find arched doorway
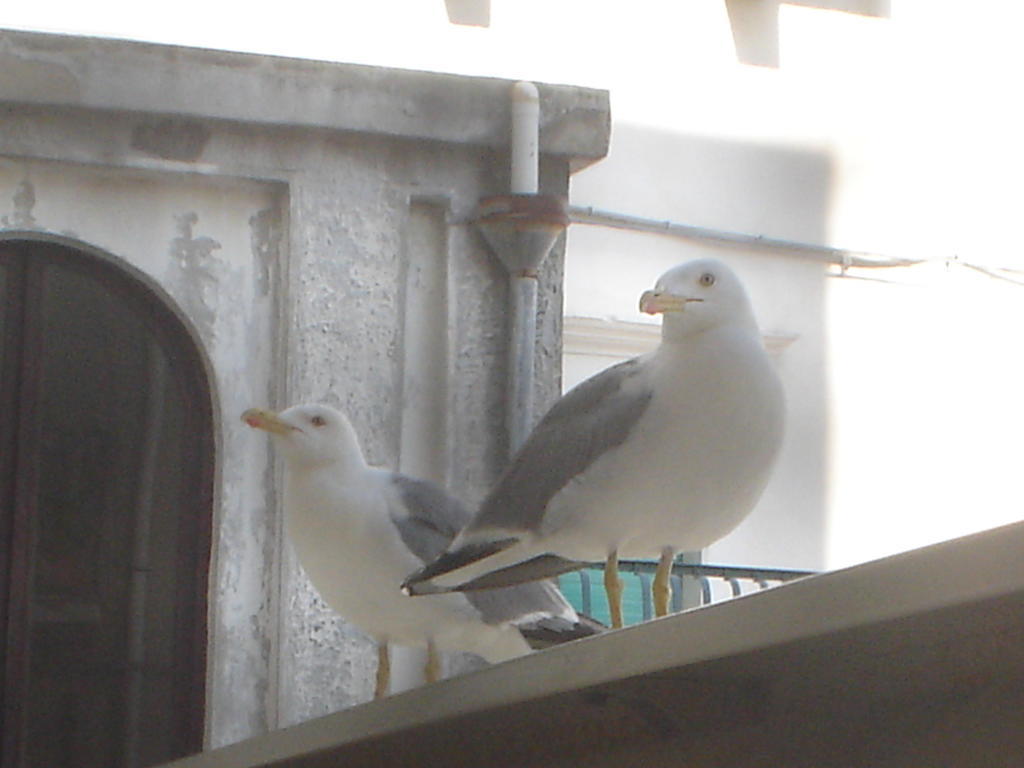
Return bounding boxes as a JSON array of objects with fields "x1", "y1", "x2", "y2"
[{"x1": 0, "y1": 239, "x2": 214, "y2": 767}]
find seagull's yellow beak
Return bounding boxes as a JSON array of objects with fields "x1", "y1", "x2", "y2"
[
  {"x1": 242, "y1": 408, "x2": 295, "y2": 435},
  {"x1": 638, "y1": 290, "x2": 701, "y2": 315}
]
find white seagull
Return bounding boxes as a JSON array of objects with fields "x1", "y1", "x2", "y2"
[
  {"x1": 243, "y1": 404, "x2": 599, "y2": 698},
  {"x1": 402, "y1": 258, "x2": 786, "y2": 628}
]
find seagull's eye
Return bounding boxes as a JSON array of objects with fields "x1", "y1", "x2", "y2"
[
  {"x1": 699, "y1": 272, "x2": 716, "y2": 287},
  {"x1": 310, "y1": 415, "x2": 327, "y2": 427}
]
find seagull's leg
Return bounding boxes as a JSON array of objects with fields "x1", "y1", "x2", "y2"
[
  {"x1": 424, "y1": 639, "x2": 441, "y2": 685},
  {"x1": 374, "y1": 642, "x2": 390, "y2": 699},
  {"x1": 604, "y1": 549, "x2": 624, "y2": 629},
  {"x1": 654, "y1": 547, "x2": 675, "y2": 618}
]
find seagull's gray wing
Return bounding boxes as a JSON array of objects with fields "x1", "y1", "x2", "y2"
[
  {"x1": 403, "y1": 357, "x2": 653, "y2": 591},
  {"x1": 391, "y1": 475, "x2": 604, "y2": 643},
  {"x1": 464, "y1": 577, "x2": 570, "y2": 624},
  {"x1": 388, "y1": 475, "x2": 470, "y2": 565},
  {"x1": 473, "y1": 355, "x2": 653, "y2": 534},
  {"x1": 465, "y1": 579, "x2": 605, "y2": 645}
]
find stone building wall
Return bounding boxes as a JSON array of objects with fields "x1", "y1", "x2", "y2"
[{"x1": 0, "y1": 28, "x2": 609, "y2": 747}]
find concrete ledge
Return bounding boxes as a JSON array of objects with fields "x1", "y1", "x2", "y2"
[
  {"x1": 0, "y1": 29, "x2": 610, "y2": 166},
  {"x1": 159, "y1": 520, "x2": 1024, "y2": 767}
]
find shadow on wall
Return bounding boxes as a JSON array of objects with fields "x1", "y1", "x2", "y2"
[{"x1": 567, "y1": 124, "x2": 834, "y2": 571}]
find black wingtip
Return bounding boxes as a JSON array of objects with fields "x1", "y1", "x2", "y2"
[
  {"x1": 452, "y1": 554, "x2": 587, "y2": 591},
  {"x1": 401, "y1": 537, "x2": 520, "y2": 596},
  {"x1": 519, "y1": 612, "x2": 606, "y2": 649}
]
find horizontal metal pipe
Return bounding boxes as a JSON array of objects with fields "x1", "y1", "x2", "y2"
[{"x1": 568, "y1": 205, "x2": 920, "y2": 270}]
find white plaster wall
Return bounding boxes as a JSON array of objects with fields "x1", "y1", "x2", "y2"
[
  {"x1": 561, "y1": 4, "x2": 1024, "y2": 573},
  {"x1": 825, "y1": 262, "x2": 1024, "y2": 567},
  {"x1": 566, "y1": 119, "x2": 1024, "y2": 573},
  {"x1": 565, "y1": 126, "x2": 831, "y2": 571}
]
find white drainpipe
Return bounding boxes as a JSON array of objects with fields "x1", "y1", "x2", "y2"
[{"x1": 505, "y1": 81, "x2": 541, "y2": 454}]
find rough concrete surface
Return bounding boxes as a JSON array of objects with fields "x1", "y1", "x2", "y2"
[{"x1": 0, "y1": 28, "x2": 609, "y2": 750}]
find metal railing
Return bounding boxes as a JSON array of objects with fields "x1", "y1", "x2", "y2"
[{"x1": 558, "y1": 560, "x2": 815, "y2": 626}]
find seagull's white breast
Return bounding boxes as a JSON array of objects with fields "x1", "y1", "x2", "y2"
[{"x1": 541, "y1": 324, "x2": 785, "y2": 560}]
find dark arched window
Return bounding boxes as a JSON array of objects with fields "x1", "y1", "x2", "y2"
[{"x1": 0, "y1": 239, "x2": 214, "y2": 768}]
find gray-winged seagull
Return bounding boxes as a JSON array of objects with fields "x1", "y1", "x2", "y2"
[
  {"x1": 402, "y1": 258, "x2": 785, "y2": 628},
  {"x1": 243, "y1": 404, "x2": 600, "y2": 698}
]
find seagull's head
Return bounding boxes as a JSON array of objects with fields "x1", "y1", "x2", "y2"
[
  {"x1": 242, "y1": 403, "x2": 365, "y2": 469},
  {"x1": 639, "y1": 258, "x2": 756, "y2": 339}
]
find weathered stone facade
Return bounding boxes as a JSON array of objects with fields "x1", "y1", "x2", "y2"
[{"x1": 0, "y1": 29, "x2": 609, "y2": 747}]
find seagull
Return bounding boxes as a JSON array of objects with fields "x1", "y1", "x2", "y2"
[
  {"x1": 402, "y1": 258, "x2": 785, "y2": 628},
  {"x1": 242, "y1": 404, "x2": 600, "y2": 698}
]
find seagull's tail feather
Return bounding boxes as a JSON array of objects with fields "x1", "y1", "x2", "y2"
[
  {"x1": 401, "y1": 537, "x2": 520, "y2": 595},
  {"x1": 519, "y1": 612, "x2": 606, "y2": 649}
]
